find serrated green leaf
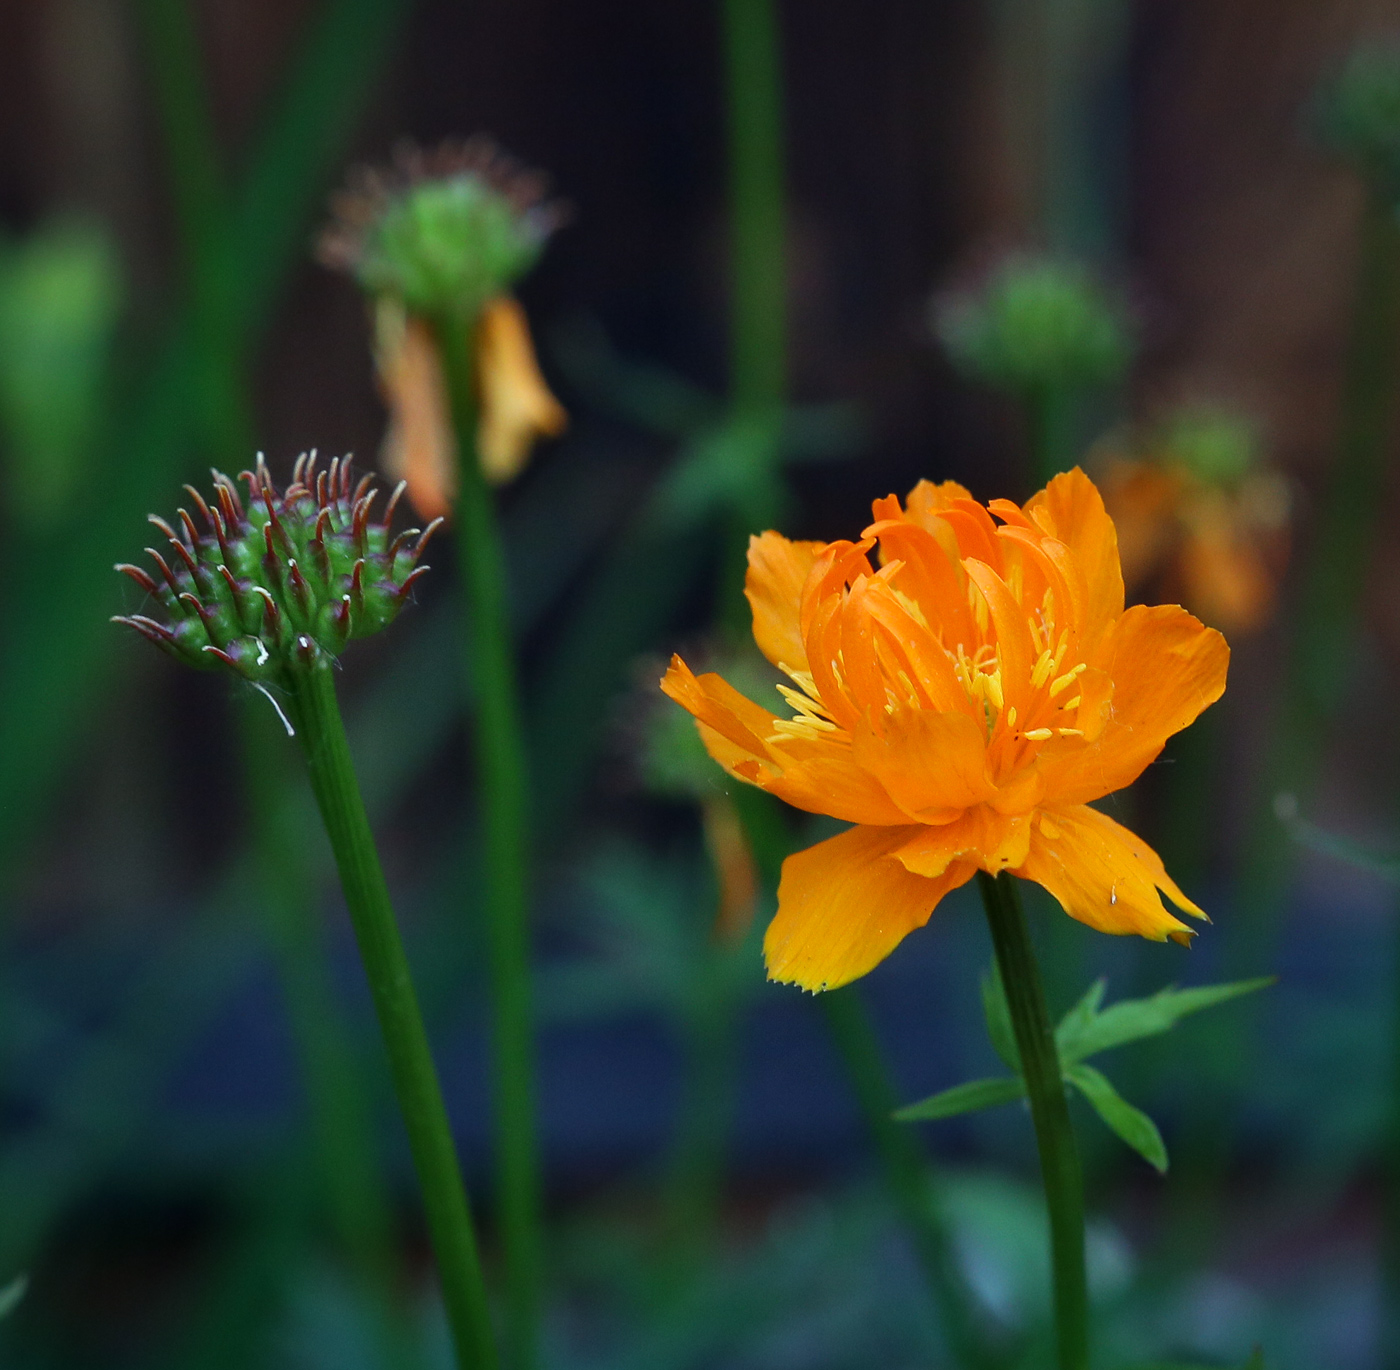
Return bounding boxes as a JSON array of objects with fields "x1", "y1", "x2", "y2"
[
  {"x1": 1056, "y1": 978, "x2": 1274, "y2": 1066},
  {"x1": 1065, "y1": 1064, "x2": 1168, "y2": 1172},
  {"x1": 0, "y1": 1274, "x2": 27, "y2": 1320},
  {"x1": 980, "y1": 962, "x2": 1020, "y2": 1070},
  {"x1": 894, "y1": 1075, "x2": 1026, "y2": 1122}
]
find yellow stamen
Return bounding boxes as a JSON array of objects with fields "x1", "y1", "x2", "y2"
[
  {"x1": 1049, "y1": 662, "x2": 1087, "y2": 696},
  {"x1": 1024, "y1": 727, "x2": 1053, "y2": 741},
  {"x1": 1006, "y1": 705, "x2": 1017, "y2": 728},
  {"x1": 1056, "y1": 727, "x2": 1083, "y2": 737},
  {"x1": 1062, "y1": 695, "x2": 1082, "y2": 710},
  {"x1": 1031, "y1": 649, "x2": 1055, "y2": 689}
]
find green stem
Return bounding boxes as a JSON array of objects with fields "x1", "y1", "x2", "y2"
[
  {"x1": 1026, "y1": 381, "x2": 1078, "y2": 488},
  {"x1": 722, "y1": 0, "x2": 786, "y2": 416},
  {"x1": 437, "y1": 310, "x2": 541, "y2": 1370},
  {"x1": 239, "y1": 702, "x2": 402, "y2": 1301},
  {"x1": 285, "y1": 653, "x2": 497, "y2": 1370},
  {"x1": 1384, "y1": 915, "x2": 1400, "y2": 1370},
  {"x1": 976, "y1": 872, "x2": 1089, "y2": 1370}
]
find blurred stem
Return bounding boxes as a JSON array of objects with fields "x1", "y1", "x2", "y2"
[
  {"x1": 238, "y1": 702, "x2": 405, "y2": 1322},
  {"x1": 723, "y1": 0, "x2": 785, "y2": 415},
  {"x1": 819, "y1": 989, "x2": 1006, "y2": 1370},
  {"x1": 1384, "y1": 916, "x2": 1400, "y2": 1370},
  {"x1": 285, "y1": 654, "x2": 497, "y2": 1370},
  {"x1": 732, "y1": 787, "x2": 1002, "y2": 1369},
  {"x1": 1026, "y1": 381, "x2": 1078, "y2": 488},
  {"x1": 662, "y1": 953, "x2": 741, "y2": 1271},
  {"x1": 976, "y1": 872, "x2": 1088, "y2": 1370},
  {"x1": 437, "y1": 308, "x2": 542, "y2": 1370}
]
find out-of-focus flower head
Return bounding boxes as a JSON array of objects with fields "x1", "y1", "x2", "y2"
[
  {"x1": 934, "y1": 253, "x2": 1134, "y2": 396},
  {"x1": 662, "y1": 469, "x2": 1228, "y2": 991},
  {"x1": 319, "y1": 138, "x2": 563, "y2": 319},
  {"x1": 114, "y1": 453, "x2": 436, "y2": 687},
  {"x1": 1316, "y1": 39, "x2": 1400, "y2": 196},
  {"x1": 319, "y1": 139, "x2": 567, "y2": 515},
  {"x1": 1098, "y1": 405, "x2": 1290, "y2": 634}
]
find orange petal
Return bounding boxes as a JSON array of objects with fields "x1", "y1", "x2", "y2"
[
  {"x1": 660, "y1": 655, "x2": 777, "y2": 762},
  {"x1": 892, "y1": 805, "x2": 1033, "y2": 878},
  {"x1": 852, "y1": 708, "x2": 996, "y2": 819},
  {"x1": 1024, "y1": 468, "x2": 1125, "y2": 650},
  {"x1": 375, "y1": 303, "x2": 456, "y2": 520},
  {"x1": 963, "y1": 559, "x2": 1035, "y2": 715},
  {"x1": 903, "y1": 478, "x2": 975, "y2": 527},
  {"x1": 475, "y1": 295, "x2": 567, "y2": 485},
  {"x1": 1039, "y1": 603, "x2": 1228, "y2": 805},
  {"x1": 1014, "y1": 804, "x2": 1204, "y2": 942},
  {"x1": 746, "y1": 532, "x2": 824, "y2": 672},
  {"x1": 766, "y1": 824, "x2": 974, "y2": 990}
]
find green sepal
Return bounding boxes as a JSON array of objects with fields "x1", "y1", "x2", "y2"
[
  {"x1": 0, "y1": 1274, "x2": 28, "y2": 1321},
  {"x1": 1065, "y1": 1063, "x2": 1168, "y2": 1173},
  {"x1": 980, "y1": 962, "x2": 1020, "y2": 1071},
  {"x1": 1055, "y1": 977, "x2": 1274, "y2": 1067},
  {"x1": 894, "y1": 1075, "x2": 1026, "y2": 1122}
]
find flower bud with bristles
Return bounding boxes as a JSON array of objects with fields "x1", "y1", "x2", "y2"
[{"x1": 113, "y1": 453, "x2": 430, "y2": 682}]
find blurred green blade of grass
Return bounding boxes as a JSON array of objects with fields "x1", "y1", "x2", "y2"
[{"x1": 0, "y1": 0, "x2": 412, "y2": 884}]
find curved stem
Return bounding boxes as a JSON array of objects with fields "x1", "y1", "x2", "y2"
[
  {"x1": 286, "y1": 655, "x2": 497, "y2": 1370},
  {"x1": 976, "y1": 872, "x2": 1088, "y2": 1370},
  {"x1": 436, "y1": 309, "x2": 542, "y2": 1370}
]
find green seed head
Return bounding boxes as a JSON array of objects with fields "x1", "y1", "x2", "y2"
[
  {"x1": 934, "y1": 253, "x2": 1133, "y2": 395},
  {"x1": 114, "y1": 453, "x2": 437, "y2": 682},
  {"x1": 1317, "y1": 40, "x2": 1400, "y2": 195},
  {"x1": 318, "y1": 138, "x2": 563, "y2": 319}
]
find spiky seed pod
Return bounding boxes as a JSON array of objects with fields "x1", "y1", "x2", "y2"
[
  {"x1": 114, "y1": 452, "x2": 438, "y2": 682},
  {"x1": 317, "y1": 137, "x2": 566, "y2": 320}
]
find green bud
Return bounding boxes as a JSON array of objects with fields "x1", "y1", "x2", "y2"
[
  {"x1": 1317, "y1": 40, "x2": 1400, "y2": 194},
  {"x1": 114, "y1": 454, "x2": 437, "y2": 688},
  {"x1": 1154, "y1": 405, "x2": 1260, "y2": 487},
  {"x1": 934, "y1": 254, "x2": 1133, "y2": 395},
  {"x1": 319, "y1": 139, "x2": 562, "y2": 319}
]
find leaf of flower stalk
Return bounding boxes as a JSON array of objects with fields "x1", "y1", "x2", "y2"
[
  {"x1": 1055, "y1": 977, "x2": 1107, "y2": 1050},
  {"x1": 0, "y1": 1274, "x2": 27, "y2": 1320},
  {"x1": 1055, "y1": 978, "x2": 1275, "y2": 1067},
  {"x1": 1064, "y1": 1063, "x2": 1168, "y2": 1172},
  {"x1": 893, "y1": 1075, "x2": 1027, "y2": 1122},
  {"x1": 980, "y1": 962, "x2": 1021, "y2": 1071},
  {"x1": 1276, "y1": 795, "x2": 1400, "y2": 881}
]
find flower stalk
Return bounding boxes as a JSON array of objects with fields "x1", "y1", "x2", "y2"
[
  {"x1": 436, "y1": 306, "x2": 542, "y2": 1370},
  {"x1": 284, "y1": 649, "x2": 497, "y2": 1370},
  {"x1": 976, "y1": 871, "x2": 1089, "y2": 1370}
]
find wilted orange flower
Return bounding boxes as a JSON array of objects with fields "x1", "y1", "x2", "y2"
[
  {"x1": 375, "y1": 294, "x2": 567, "y2": 519},
  {"x1": 1100, "y1": 433, "x2": 1288, "y2": 634},
  {"x1": 661, "y1": 469, "x2": 1229, "y2": 991}
]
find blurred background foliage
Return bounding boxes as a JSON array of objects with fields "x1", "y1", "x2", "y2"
[{"x1": 3, "y1": 0, "x2": 1400, "y2": 1366}]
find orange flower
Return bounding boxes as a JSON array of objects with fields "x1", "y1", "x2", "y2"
[
  {"x1": 375, "y1": 294, "x2": 566, "y2": 519},
  {"x1": 660, "y1": 469, "x2": 1228, "y2": 992}
]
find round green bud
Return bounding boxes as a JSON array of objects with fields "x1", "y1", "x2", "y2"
[
  {"x1": 934, "y1": 254, "x2": 1133, "y2": 395},
  {"x1": 1317, "y1": 40, "x2": 1400, "y2": 195},
  {"x1": 114, "y1": 453, "x2": 437, "y2": 686},
  {"x1": 319, "y1": 138, "x2": 563, "y2": 319}
]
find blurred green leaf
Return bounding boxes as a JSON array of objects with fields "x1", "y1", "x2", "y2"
[
  {"x1": 0, "y1": 1273, "x2": 26, "y2": 1320},
  {"x1": 1065, "y1": 1063, "x2": 1167, "y2": 1172},
  {"x1": 1056, "y1": 978, "x2": 1274, "y2": 1066},
  {"x1": 980, "y1": 962, "x2": 1020, "y2": 1071},
  {"x1": 1277, "y1": 794, "x2": 1400, "y2": 881},
  {"x1": 894, "y1": 1076, "x2": 1026, "y2": 1123}
]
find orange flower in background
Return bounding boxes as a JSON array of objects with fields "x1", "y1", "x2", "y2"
[
  {"x1": 661, "y1": 469, "x2": 1229, "y2": 992},
  {"x1": 375, "y1": 294, "x2": 567, "y2": 519},
  {"x1": 1098, "y1": 410, "x2": 1289, "y2": 634}
]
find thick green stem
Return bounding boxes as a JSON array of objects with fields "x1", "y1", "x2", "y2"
[
  {"x1": 1026, "y1": 381, "x2": 1078, "y2": 488},
  {"x1": 437, "y1": 310, "x2": 541, "y2": 1370},
  {"x1": 976, "y1": 872, "x2": 1089, "y2": 1370},
  {"x1": 285, "y1": 654, "x2": 497, "y2": 1370}
]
